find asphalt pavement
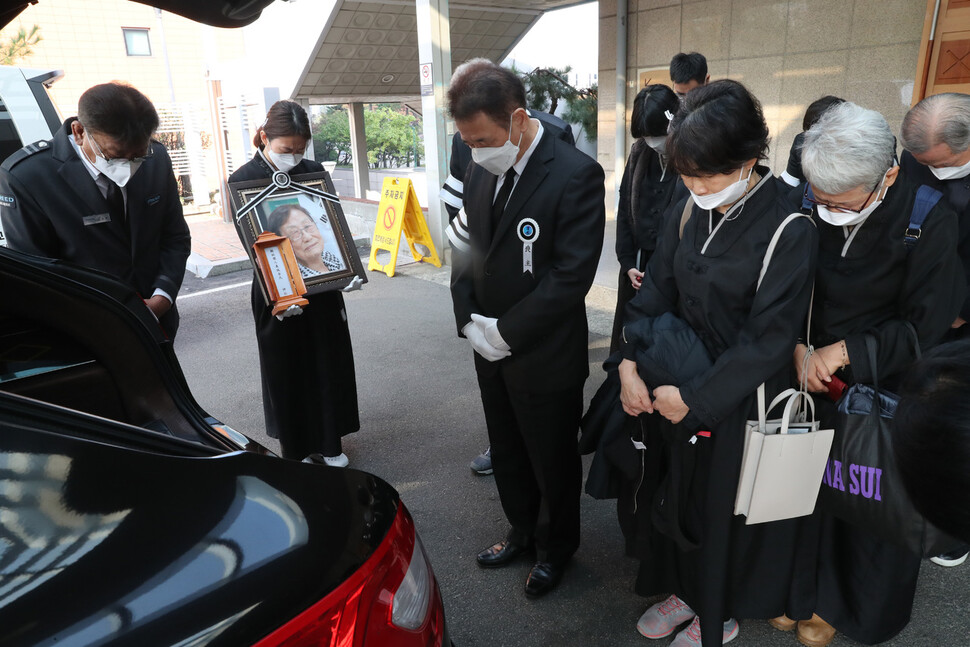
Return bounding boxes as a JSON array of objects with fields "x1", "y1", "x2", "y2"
[{"x1": 173, "y1": 250, "x2": 969, "y2": 647}]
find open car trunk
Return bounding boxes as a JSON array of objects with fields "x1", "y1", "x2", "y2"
[{"x1": 0, "y1": 0, "x2": 278, "y2": 29}]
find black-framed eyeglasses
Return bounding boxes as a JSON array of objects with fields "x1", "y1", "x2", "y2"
[
  {"x1": 802, "y1": 181, "x2": 880, "y2": 215},
  {"x1": 87, "y1": 129, "x2": 154, "y2": 164},
  {"x1": 281, "y1": 222, "x2": 317, "y2": 241}
]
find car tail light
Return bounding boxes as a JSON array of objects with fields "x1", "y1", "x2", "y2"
[
  {"x1": 253, "y1": 504, "x2": 445, "y2": 647},
  {"x1": 391, "y1": 534, "x2": 432, "y2": 630}
]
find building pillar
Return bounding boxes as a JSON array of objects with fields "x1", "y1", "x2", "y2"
[
  {"x1": 416, "y1": 0, "x2": 452, "y2": 259},
  {"x1": 348, "y1": 102, "x2": 370, "y2": 199},
  {"x1": 184, "y1": 108, "x2": 211, "y2": 207},
  {"x1": 206, "y1": 77, "x2": 232, "y2": 222},
  {"x1": 615, "y1": 0, "x2": 628, "y2": 211}
]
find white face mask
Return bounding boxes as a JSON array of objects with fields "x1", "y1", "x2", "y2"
[
  {"x1": 817, "y1": 198, "x2": 883, "y2": 227},
  {"x1": 92, "y1": 156, "x2": 142, "y2": 188},
  {"x1": 471, "y1": 114, "x2": 523, "y2": 176},
  {"x1": 689, "y1": 166, "x2": 752, "y2": 210},
  {"x1": 85, "y1": 132, "x2": 145, "y2": 187},
  {"x1": 930, "y1": 157, "x2": 970, "y2": 181},
  {"x1": 815, "y1": 174, "x2": 887, "y2": 227},
  {"x1": 267, "y1": 149, "x2": 303, "y2": 173},
  {"x1": 643, "y1": 136, "x2": 666, "y2": 155}
]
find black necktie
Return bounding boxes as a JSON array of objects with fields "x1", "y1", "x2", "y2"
[
  {"x1": 491, "y1": 168, "x2": 517, "y2": 230},
  {"x1": 104, "y1": 177, "x2": 128, "y2": 236}
]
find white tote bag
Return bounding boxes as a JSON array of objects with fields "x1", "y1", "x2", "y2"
[
  {"x1": 734, "y1": 388, "x2": 835, "y2": 524},
  {"x1": 731, "y1": 212, "x2": 833, "y2": 524}
]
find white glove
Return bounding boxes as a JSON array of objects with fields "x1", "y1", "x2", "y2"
[
  {"x1": 471, "y1": 313, "x2": 510, "y2": 351},
  {"x1": 341, "y1": 275, "x2": 364, "y2": 293},
  {"x1": 462, "y1": 321, "x2": 510, "y2": 362},
  {"x1": 275, "y1": 304, "x2": 304, "y2": 321}
]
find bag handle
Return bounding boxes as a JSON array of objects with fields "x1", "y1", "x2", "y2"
[
  {"x1": 864, "y1": 322, "x2": 921, "y2": 398},
  {"x1": 766, "y1": 388, "x2": 800, "y2": 416},
  {"x1": 779, "y1": 390, "x2": 816, "y2": 433},
  {"x1": 799, "y1": 285, "x2": 816, "y2": 396},
  {"x1": 755, "y1": 212, "x2": 814, "y2": 429},
  {"x1": 863, "y1": 334, "x2": 884, "y2": 422},
  {"x1": 757, "y1": 213, "x2": 809, "y2": 290},
  {"x1": 678, "y1": 196, "x2": 694, "y2": 240},
  {"x1": 759, "y1": 388, "x2": 816, "y2": 433},
  {"x1": 905, "y1": 321, "x2": 921, "y2": 360}
]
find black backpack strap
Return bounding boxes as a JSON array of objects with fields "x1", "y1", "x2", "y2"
[
  {"x1": 905, "y1": 185, "x2": 943, "y2": 251},
  {"x1": 801, "y1": 183, "x2": 815, "y2": 214}
]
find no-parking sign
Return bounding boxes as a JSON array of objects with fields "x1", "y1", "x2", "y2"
[
  {"x1": 420, "y1": 62, "x2": 433, "y2": 96},
  {"x1": 368, "y1": 177, "x2": 441, "y2": 277}
]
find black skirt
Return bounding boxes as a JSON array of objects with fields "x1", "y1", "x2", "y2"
[{"x1": 251, "y1": 280, "x2": 360, "y2": 459}]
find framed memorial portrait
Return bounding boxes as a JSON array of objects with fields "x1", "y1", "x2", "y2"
[{"x1": 228, "y1": 171, "x2": 366, "y2": 302}]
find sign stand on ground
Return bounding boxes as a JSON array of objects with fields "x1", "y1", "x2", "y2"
[{"x1": 368, "y1": 177, "x2": 441, "y2": 277}]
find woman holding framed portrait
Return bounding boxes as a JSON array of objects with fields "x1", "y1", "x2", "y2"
[
  {"x1": 267, "y1": 203, "x2": 347, "y2": 276},
  {"x1": 228, "y1": 100, "x2": 359, "y2": 467}
]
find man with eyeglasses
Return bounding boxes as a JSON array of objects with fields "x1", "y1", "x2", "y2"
[
  {"x1": 788, "y1": 100, "x2": 964, "y2": 647},
  {"x1": 0, "y1": 82, "x2": 190, "y2": 338},
  {"x1": 898, "y1": 94, "x2": 970, "y2": 570}
]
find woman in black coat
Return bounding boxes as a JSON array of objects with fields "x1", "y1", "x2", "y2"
[
  {"x1": 228, "y1": 100, "x2": 359, "y2": 466},
  {"x1": 784, "y1": 102, "x2": 964, "y2": 646},
  {"x1": 611, "y1": 84, "x2": 687, "y2": 352},
  {"x1": 617, "y1": 80, "x2": 817, "y2": 647}
]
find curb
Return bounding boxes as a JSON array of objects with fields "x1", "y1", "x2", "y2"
[{"x1": 186, "y1": 252, "x2": 252, "y2": 279}]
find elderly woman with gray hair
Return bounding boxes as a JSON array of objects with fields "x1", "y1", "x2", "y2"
[{"x1": 780, "y1": 102, "x2": 964, "y2": 647}]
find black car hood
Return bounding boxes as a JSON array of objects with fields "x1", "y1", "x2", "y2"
[
  {"x1": 2, "y1": 0, "x2": 277, "y2": 28},
  {"x1": 0, "y1": 423, "x2": 399, "y2": 646}
]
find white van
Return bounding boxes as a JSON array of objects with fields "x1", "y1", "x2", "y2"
[{"x1": 0, "y1": 66, "x2": 62, "y2": 245}]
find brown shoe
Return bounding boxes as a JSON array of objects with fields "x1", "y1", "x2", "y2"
[
  {"x1": 797, "y1": 614, "x2": 836, "y2": 647},
  {"x1": 768, "y1": 614, "x2": 796, "y2": 632}
]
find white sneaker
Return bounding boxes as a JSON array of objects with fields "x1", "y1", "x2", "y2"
[
  {"x1": 669, "y1": 616, "x2": 739, "y2": 646},
  {"x1": 637, "y1": 595, "x2": 695, "y2": 639},
  {"x1": 323, "y1": 453, "x2": 349, "y2": 467},
  {"x1": 930, "y1": 549, "x2": 969, "y2": 567}
]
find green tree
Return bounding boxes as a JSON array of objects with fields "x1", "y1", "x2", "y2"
[
  {"x1": 312, "y1": 104, "x2": 423, "y2": 168},
  {"x1": 0, "y1": 25, "x2": 41, "y2": 65},
  {"x1": 312, "y1": 106, "x2": 351, "y2": 163},
  {"x1": 363, "y1": 105, "x2": 422, "y2": 168},
  {"x1": 513, "y1": 65, "x2": 598, "y2": 142},
  {"x1": 562, "y1": 84, "x2": 598, "y2": 142},
  {"x1": 519, "y1": 66, "x2": 577, "y2": 115}
]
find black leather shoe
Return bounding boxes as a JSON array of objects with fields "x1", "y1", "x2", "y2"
[
  {"x1": 476, "y1": 540, "x2": 530, "y2": 568},
  {"x1": 524, "y1": 561, "x2": 564, "y2": 598}
]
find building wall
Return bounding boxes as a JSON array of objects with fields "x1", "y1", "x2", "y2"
[
  {"x1": 598, "y1": 0, "x2": 928, "y2": 214},
  {"x1": 0, "y1": 0, "x2": 247, "y2": 117}
]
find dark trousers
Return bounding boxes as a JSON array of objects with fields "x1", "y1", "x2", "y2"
[{"x1": 477, "y1": 370, "x2": 583, "y2": 566}]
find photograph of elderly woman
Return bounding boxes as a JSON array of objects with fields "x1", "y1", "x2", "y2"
[{"x1": 259, "y1": 196, "x2": 347, "y2": 278}]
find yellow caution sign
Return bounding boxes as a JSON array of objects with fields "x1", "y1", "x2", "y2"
[{"x1": 368, "y1": 177, "x2": 442, "y2": 277}]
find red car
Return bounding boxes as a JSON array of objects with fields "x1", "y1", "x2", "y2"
[{"x1": 0, "y1": 3, "x2": 450, "y2": 645}]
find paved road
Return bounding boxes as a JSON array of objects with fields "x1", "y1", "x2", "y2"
[{"x1": 173, "y1": 261, "x2": 969, "y2": 647}]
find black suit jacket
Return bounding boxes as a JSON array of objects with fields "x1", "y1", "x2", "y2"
[
  {"x1": 451, "y1": 130, "x2": 605, "y2": 392},
  {"x1": 0, "y1": 118, "x2": 190, "y2": 334},
  {"x1": 442, "y1": 110, "x2": 575, "y2": 220}
]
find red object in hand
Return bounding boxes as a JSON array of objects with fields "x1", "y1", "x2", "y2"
[{"x1": 826, "y1": 375, "x2": 848, "y2": 401}]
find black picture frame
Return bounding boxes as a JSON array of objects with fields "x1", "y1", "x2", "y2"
[{"x1": 228, "y1": 170, "x2": 366, "y2": 300}]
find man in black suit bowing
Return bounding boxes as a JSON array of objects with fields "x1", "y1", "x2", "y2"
[
  {"x1": 0, "y1": 82, "x2": 190, "y2": 338},
  {"x1": 448, "y1": 59, "x2": 605, "y2": 597}
]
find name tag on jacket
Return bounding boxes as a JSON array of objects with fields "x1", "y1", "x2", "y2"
[{"x1": 83, "y1": 213, "x2": 111, "y2": 226}]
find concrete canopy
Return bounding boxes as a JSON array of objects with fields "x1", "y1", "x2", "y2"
[{"x1": 292, "y1": 0, "x2": 587, "y2": 105}]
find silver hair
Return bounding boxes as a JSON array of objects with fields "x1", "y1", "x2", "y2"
[
  {"x1": 450, "y1": 57, "x2": 495, "y2": 85},
  {"x1": 901, "y1": 92, "x2": 970, "y2": 154},
  {"x1": 801, "y1": 102, "x2": 895, "y2": 195}
]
